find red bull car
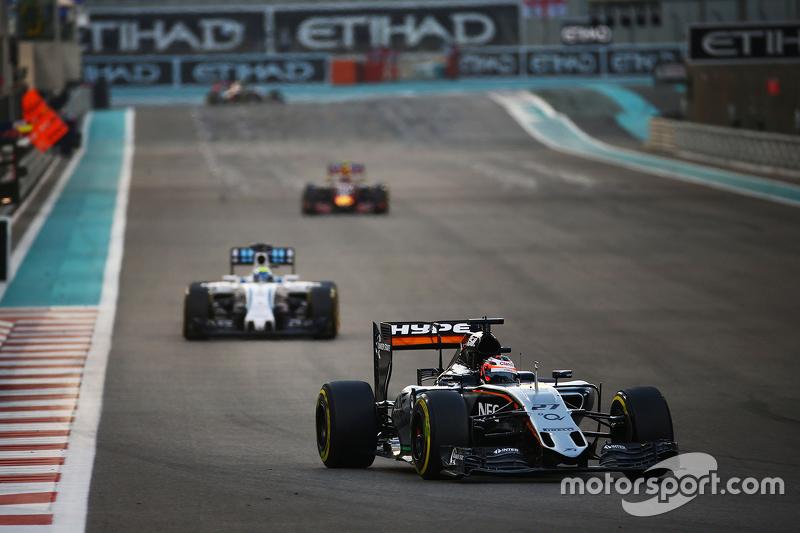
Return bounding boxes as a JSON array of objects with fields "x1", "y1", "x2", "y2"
[
  {"x1": 302, "y1": 162, "x2": 389, "y2": 215},
  {"x1": 315, "y1": 317, "x2": 677, "y2": 479}
]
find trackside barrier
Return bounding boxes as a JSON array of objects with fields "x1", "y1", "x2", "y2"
[
  {"x1": 648, "y1": 116, "x2": 800, "y2": 172},
  {"x1": 0, "y1": 85, "x2": 93, "y2": 213}
]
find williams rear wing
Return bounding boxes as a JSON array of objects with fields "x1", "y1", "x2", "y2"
[
  {"x1": 229, "y1": 243, "x2": 295, "y2": 274},
  {"x1": 373, "y1": 320, "x2": 472, "y2": 402}
]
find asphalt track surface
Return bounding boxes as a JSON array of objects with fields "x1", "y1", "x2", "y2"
[{"x1": 87, "y1": 95, "x2": 799, "y2": 532}]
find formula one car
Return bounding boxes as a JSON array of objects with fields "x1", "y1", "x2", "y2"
[
  {"x1": 183, "y1": 243, "x2": 338, "y2": 340},
  {"x1": 316, "y1": 318, "x2": 677, "y2": 479},
  {"x1": 206, "y1": 81, "x2": 284, "y2": 105},
  {"x1": 301, "y1": 162, "x2": 388, "y2": 215}
]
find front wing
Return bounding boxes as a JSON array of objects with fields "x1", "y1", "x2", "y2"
[
  {"x1": 438, "y1": 441, "x2": 678, "y2": 477},
  {"x1": 190, "y1": 317, "x2": 329, "y2": 338}
]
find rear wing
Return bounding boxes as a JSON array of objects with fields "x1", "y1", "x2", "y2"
[
  {"x1": 328, "y1": 163, "x2": 365, "y2": 175},
  {"x1": 229, "y1": 243, "x2": 295, "y2": 274},
  {"x1": 373, "y1": 320, "x2": 473, "y2": 402}
]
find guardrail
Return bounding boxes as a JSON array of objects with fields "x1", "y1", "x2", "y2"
[{"x1": 648, "y1": 117, "x2": 800, "y2": 172}]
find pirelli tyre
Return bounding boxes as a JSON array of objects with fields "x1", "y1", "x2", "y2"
[
  {"x1": 301, "y1": 184, "x2": 316, "y2": 215},
  {"x1": 410, "y1": 390, "x2": 470, "y2": 480},
  {"x1": 610, "y1": 386, "x2": 674, "y2": 443},
  {"x1": 310, "y1": 281, "x2": 338, "y2": 339},
  {"x1": 183, "y1": 282, "x2": 211, "y2": 340},
  {"x1": 373, "y1": 184, "x2": 389, "y2": 214},
  {"x1": 610, "y1": 386, "x2": 674, "y2": 479},
  {"x1": 316, "y1": 381, "x2": 377, "y2": 468}
]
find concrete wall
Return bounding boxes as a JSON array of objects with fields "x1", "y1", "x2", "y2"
[{"x1": 19, "y1": 41, "x2": 82, "y2": 97}]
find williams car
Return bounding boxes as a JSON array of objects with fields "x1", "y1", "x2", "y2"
[{"x1": 183, "y1": 244, "x2": 338, "y2": 340}]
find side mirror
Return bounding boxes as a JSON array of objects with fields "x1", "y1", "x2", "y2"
[{"x1": 552, "y1": 370, "x2": 572, "y2": 386}]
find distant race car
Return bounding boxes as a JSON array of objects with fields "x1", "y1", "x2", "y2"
[
  {"x1": 183, "y1": 243, "x2": 338, "y2": 340},
  {"x1": 206, "y1": 81, "x2": 284, "y2": 105},
  {"x1": 302, "y1": 162, "x2": 388, "y2": 215},
  {"x1": 316, "y1": 317, "x2": 677, "y2": 479}
]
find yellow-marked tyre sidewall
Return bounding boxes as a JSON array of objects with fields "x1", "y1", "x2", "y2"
[
  {"x1": 410, "y1": 391, "x2": 469, "y2": 480},
  {"x1": 315, "y1": 381, "x2": 377, "y2": 469},
  {"x1": 412, "y1": 398, "x2": 432, "y2": 476},
  {"x1": 316, "y1": 389, "x2": 331, "y2": 462},
  {"x1": 610, "y1": 393, "x2": 632, "y2": 443}
]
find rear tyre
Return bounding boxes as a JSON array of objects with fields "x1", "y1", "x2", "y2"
[
  {"x1": 316, "y1": 381, "x2": 377, "y2": 468},
  {"x1": 410, "y1": 391, "x2": 470, "y2": 480},
  {"x1": 301, "y1": 184, "x2": 316, "y2": 215},
  {"x1": 183, "y1": 283, "x2": 211, "y2": 340},
  {"x1": 310, "y1": 282, "x2": 338, "y2": 339},
  {"x1": 373, "y1": 184, "x2": 389, "y2": 214},
  {"x1": 610, "y1": 386, "x2": 674, "y2": 479}
]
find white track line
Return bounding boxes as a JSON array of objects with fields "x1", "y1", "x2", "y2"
[{"x1": 51, "y1": 108, "x2": 134, "y2": 532}]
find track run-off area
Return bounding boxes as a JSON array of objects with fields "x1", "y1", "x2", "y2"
[{"x1": 0, "y1": 86, "x2": 797, "y2": 532}]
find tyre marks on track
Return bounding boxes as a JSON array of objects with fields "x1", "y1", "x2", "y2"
[{"x1": 0, "y1": 307, "x2": 96, "y2": 527}]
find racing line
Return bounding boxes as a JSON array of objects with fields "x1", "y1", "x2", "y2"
[{"x1": 0, "y1": 109, "x2": 133, "y2": 530}]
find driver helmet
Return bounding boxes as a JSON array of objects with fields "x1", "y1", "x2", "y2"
[
  {"x1": 480, "y1": 355, "x2": 518, "y2": 384},
  {"x1": 253, "y1": 266, "x2": 274, "y2": 282},
  {"x1": 339, "y1": 161, "x2": 353, "y2": 182}
]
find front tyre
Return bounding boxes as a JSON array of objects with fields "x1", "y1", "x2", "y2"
[
  {"x1": 410, "y1": 391, "x2": 469, "y2": 480},
  {"x1": 310, "y1": 282, "x2": 339, "y2": 339},
  {"x1": 316, "y1": 381, "x2": 377, "y2": 468},
  {"x1": 610, "y1": 386, "x2": 675, "y2": 479},
  {"x1": 610, "y1": 386, "x2": 674, "y2": 443},
  {"x1": 183, "y1": 283, "x2": 211, "y2": 340}
]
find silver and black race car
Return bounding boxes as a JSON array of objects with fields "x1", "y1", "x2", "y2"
[
  {"x1": 301, "y1": 162, "x2": 388, "y2": 215},
  {"x1": 316, "y1": 318, "x2": 677, "y2": 479},
  {"x1": 183, "y1": 244, "x2": 338, "y2": 340}
]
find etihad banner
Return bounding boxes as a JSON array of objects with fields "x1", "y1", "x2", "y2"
[
  {"x1": 458, "y1": 47, "x2": 522, "y2": 77},
  {"x1": 688, "y1": 22, "x2": 800, "y2": 63},
  {"x1": 82, "y1": 2, "x2": 520, "y2": 56},
  {"x1": 273, "y1": 1, "x2": 521, "y2": 54},
  {"x1": 459, "y1": 44, "x2": 683, "y2": 78},
  {"x1": 81, "y1": 8, "x2": 269, "y2": 56},
  {"x1": 83, "y1": 55, "x2": 328, "y2": 86}
]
